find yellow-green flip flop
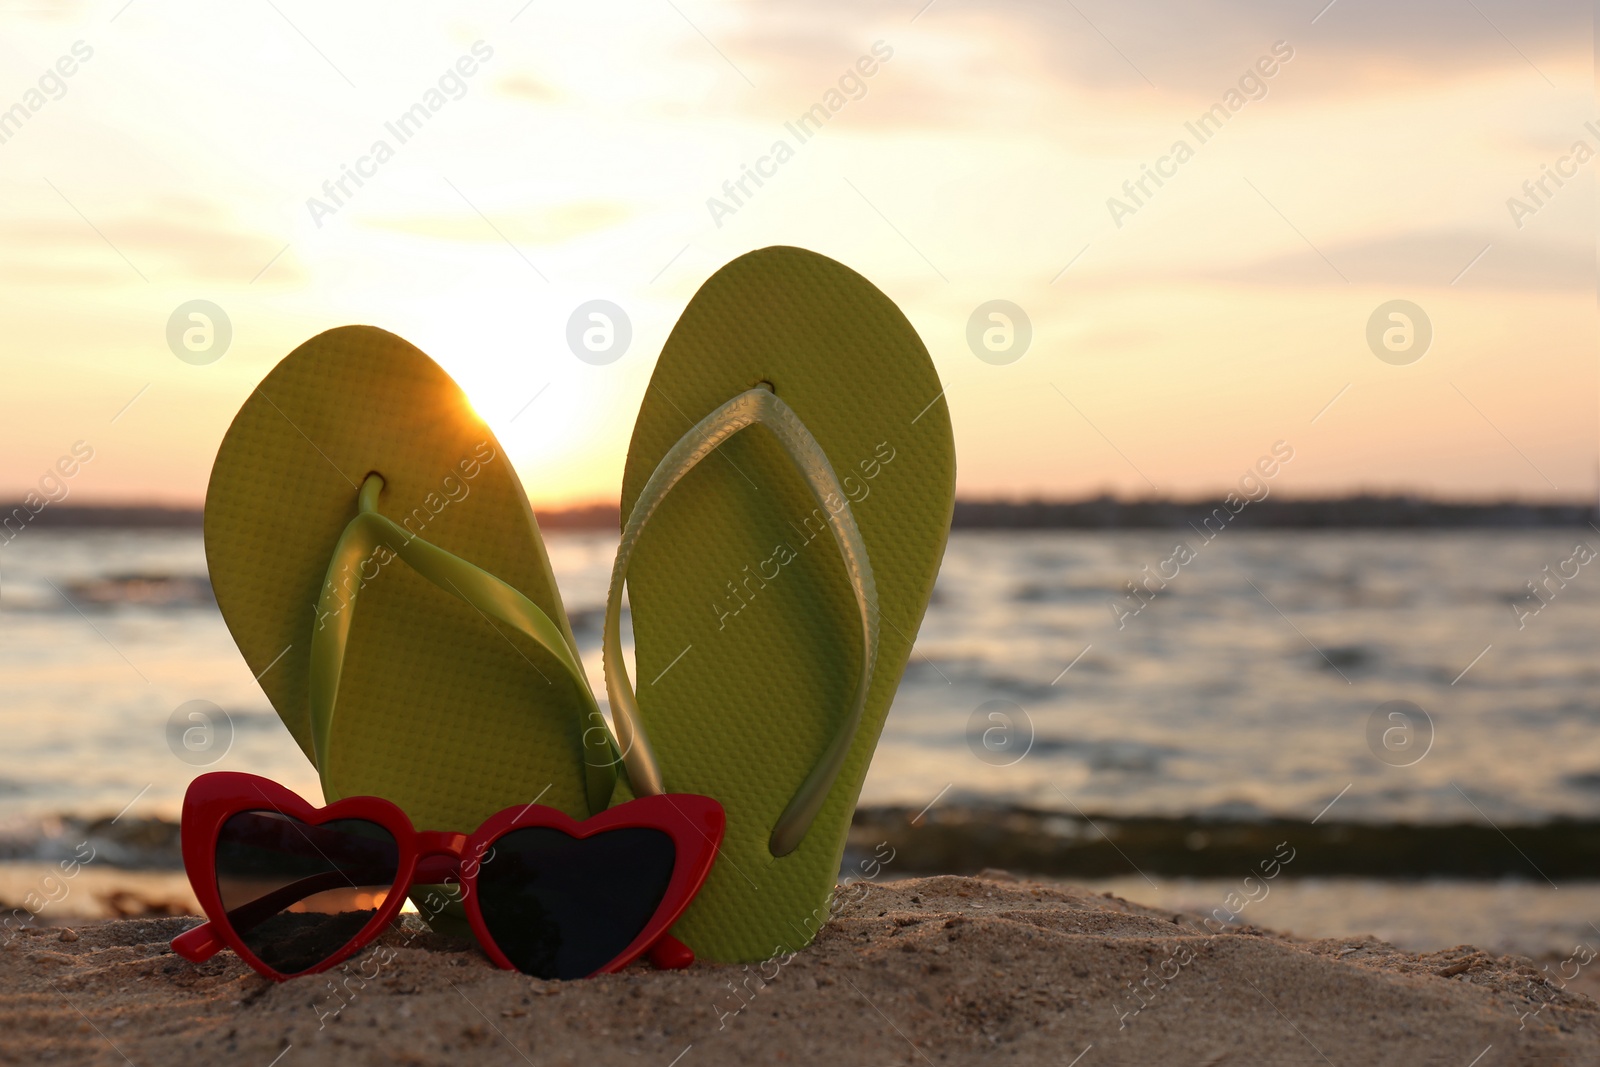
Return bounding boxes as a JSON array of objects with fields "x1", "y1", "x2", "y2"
[
  {"x1": 206, "y1": 326, "x2": 615, "y2": 843},
  {"x1": 603, "y1": 247, "x2": 955, "y2": 962}
]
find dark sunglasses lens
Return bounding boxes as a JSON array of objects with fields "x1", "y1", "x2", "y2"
[
  {"x1": 214, "y1": 810, "x2": 399, "y2": 975},
  {"x1": 475, "y1": 827, "x2": 675, "y2": 979}
]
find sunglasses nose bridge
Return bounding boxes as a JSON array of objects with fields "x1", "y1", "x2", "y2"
[{"x1": 414, "y1": 830, "x2": 469, "y2": 859}]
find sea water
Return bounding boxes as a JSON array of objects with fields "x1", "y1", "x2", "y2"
[{"x1": 0, "y1": 528, "x2": 1595, "y2": 828}]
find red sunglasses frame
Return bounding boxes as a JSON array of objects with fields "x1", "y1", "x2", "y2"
[{"x1": 170, "y1": 772, "x2": 723, "y2": 981}]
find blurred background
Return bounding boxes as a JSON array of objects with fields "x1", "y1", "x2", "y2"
[{"x1": 0, "y1": 1, "x2": 1594, "y2": 960}]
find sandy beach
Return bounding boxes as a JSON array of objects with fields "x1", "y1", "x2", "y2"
[{"x1": 4, "y1": 873, "x2": 1597, "y2": 1066}]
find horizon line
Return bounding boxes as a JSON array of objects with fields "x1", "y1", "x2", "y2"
[{"x1": 5, "y1": 490, "x2": 1595, "y2": 513}]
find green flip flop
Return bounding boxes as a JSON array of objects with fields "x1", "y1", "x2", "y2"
[
  {"x1": 603, "y1": 246, "x2": 955, "y2": 962},
  {"x1": 206, "y1": 326, "x2": 615, "y2": 846}
]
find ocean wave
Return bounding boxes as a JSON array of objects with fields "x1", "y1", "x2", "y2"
[
  {"x1": 3, "y1": 573, "x2": 214, "y2": 612},
  {"x1": 0, "y1": 814, "x2": 181, "y2": 870},
  {"x1": 849, "y1": 806, "x2": 1600, "y2": 880}
]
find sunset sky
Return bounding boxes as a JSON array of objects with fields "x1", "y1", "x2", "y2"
[{"x1": 0, "y1": 0, "x2": 1591, "y2": 508}]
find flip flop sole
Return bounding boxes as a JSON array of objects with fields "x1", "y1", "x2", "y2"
[
  {"x1": 621, "y1": 247, "x2": 954, "y2": 961},
  {"x1": 206, "y1": 326, "x2": 594, "y2": 831}
]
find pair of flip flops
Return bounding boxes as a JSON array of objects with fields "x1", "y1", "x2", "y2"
[{"x1": 205, "y1": 246, "x2": 955, "y2": 963}]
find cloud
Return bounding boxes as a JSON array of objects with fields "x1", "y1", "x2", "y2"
[
  {"x1": 3, "y1": 1, "x2": 85, "y2": 20},
  {"x1": 0, "y1": 197, "x2": 299, "y2": 285},
  {"x1": 711, "y1": 0, "x2": 1587, "y2": 131},
  {"x1": 0, "y1": 261, "x2": 125, "y2": 286},
  {"x1": 990, "y1": 0, "x2": 1586, "y2": 95},
  {"x1": 361, "y1": 200, "x2": 631, "y2": 245},
  {"x1": 1180, "y1": 228, "x2": 1588, "y2": 290},
  {"x1": 494, "y1": 74, "x2": 561, "y2": 103}
]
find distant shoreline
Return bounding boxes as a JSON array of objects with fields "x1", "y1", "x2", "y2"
[
  {"x1": 5, "y1": 494, "x2": 1596, "y2": 530},
  {"x1": 9, "y1": 805, "x2": 1597, "y2": 879}
]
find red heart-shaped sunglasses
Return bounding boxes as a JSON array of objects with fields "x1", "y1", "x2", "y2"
[{"x1": 170, "y1": 772, "x2": 724, "y2": 981}]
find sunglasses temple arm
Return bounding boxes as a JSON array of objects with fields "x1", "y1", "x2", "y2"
[
  {"x1": 212, "y1": 865, "x2": 403, "y2": 938},
  {"x1": 170, "y1": 921, "x2": 224, "y2": 962},
  {"x1": 172, "y1": 860, "x2": 439, "y2": 963}
]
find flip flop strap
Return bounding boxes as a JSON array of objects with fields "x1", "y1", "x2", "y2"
[
  {"x1": 310, "y1": 473, "x2": 617, "y2": 815},
  {"x1": 604, "y1": 387, "x2": 879, "y2": 857}
]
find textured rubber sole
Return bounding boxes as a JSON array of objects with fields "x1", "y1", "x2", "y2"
[
  {"x1": 206, "y1": 326, "x2": 595, "y2": 832},
  {"x1": 620, "y1": 247, "x2": 955, "y2": 962}
]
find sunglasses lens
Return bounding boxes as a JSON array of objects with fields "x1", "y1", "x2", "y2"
[
  {"x1": 214, "y1": 810, "x2": 400, "y2": 975},
  {"x1": 475, "y1": 827, "x2": 675, "y2": 979}
]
